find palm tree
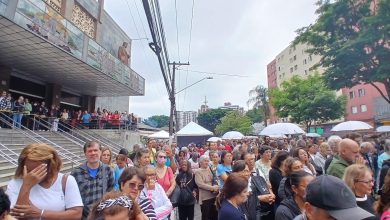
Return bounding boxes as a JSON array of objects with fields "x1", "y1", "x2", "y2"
[{"x1": 247, "y1": 85, "x2": 270, "y2": 126}]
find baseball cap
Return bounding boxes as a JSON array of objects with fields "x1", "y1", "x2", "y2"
[{"x1": 305, "y1": 175, "x2": 374, "y2": 220}]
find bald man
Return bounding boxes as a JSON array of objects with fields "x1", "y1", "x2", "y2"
[{"x1": 327, "y1": 138, "x2": 361, "y2": 179}]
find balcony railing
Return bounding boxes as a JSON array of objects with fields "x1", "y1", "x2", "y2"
[{"x1": 1, "y1": 0, "x2": 145, "y2": 95}]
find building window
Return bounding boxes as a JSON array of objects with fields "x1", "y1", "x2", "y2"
[
  {"x1": 349, "y1": 91, "x2": 355, "y2": 99},
  {"x1": 290, "y1": 67, "x2": 293, "y2": 73},
  {"x1": 294, "y1": 65, "x2": 298, "y2": 70},
  {"x1": 358, "y1": 88, "x2": 365, "y2": 97},
  {"x1": 304, "y1": 70, "x2": 308, "y2": 75},
  {"x1": 44, "y1": 0, "x2": 62, "y2": 13},
  {"x1": 352, "y1": 106, "x2": 358, "y2": 114},
  {"x1": 309, "y1": 55, "x2": 312, "y2": 61},
  {"x1": 361, "y1": 104, "x2": 367, "y2": 112},
  {"x1": 293, "y1": 55, "x2": 297, "y2": 61},
  {"x1": 72, "y1": 4, "x2": 96, "y2": 39},
  {"x1": 278, "y1": 66, "x2": 281, "y2": 71},
  {"x1": 303, "y1": 59, "x2": 307, "y2": 65}
]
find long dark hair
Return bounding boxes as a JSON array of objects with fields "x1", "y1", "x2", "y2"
[
  {"x1": 271, "y1": 151, "x2": 289, "y2": 169},
  {"x1": 220, "y1": 150, "x2": 232, "y2": 165},
  {"x1": 284, "y1": 171, "x2": 312, "y2": 197},
  {"x1": 215, "y1": 173, "x2": 248, "y2": 209}
]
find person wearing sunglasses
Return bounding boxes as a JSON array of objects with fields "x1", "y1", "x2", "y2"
[
  {"x1": 119, "y1": 167, "x2": 157, "y2": 220},
  {"x1": 343, "y1": 164, "x2": 378, "y2": 219}
]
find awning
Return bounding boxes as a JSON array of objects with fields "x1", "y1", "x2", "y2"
[{"x1": 0, "y1": 16, "x2": 144, "y2": 97}]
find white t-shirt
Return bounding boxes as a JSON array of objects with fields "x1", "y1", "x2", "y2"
[{"x1": 7, "y1": 173, "x2": 83, "y2": 214}]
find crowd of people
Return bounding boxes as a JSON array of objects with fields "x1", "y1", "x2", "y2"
[
  {"x1": 1, "y1": 132, "x2": 390, "y2": 220},
  {"x1": 0, "y1": 90, "x2": 138, "y2": 131}
]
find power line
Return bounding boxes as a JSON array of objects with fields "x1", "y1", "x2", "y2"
[
  {"x1": 187, "y1": 0, "x2": 195, "y2": 62},
  {"x1": 182, "y1": 0, "x2": 195, "y2": 110},
  {"x1": 123, "y1": 0, "x2": 168, "y2": 110},
  {"x1": 177, "y1": 69, "x2": 251, "y2": 78},
  {"x1": 124, "y1": 0, "x2": 141, "y2": 39},
  {"x1": 133, "y1": 0, "x2": 149, "y2": 38},
  {"x1": 174, "y1": 0, "x2": 180, "y2": 61}
]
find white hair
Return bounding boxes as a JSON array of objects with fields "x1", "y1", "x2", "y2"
[
  {"x1": 199, "y1": 155, "x2": 210, "y2": 163},
  {"x1": 327, "y1": 135, "x2": 342, "y2": 148}
]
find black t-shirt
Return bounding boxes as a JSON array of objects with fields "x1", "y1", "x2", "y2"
[{"x1": 357, "y1": 195, "x2": 379, "y2": 220}]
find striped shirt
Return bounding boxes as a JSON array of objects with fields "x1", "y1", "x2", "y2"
[{"x1": 139, "y1": 196, "x2": 157, "y2": 220}]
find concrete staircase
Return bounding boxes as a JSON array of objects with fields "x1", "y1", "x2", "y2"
[{"x1": 0, "y1": 129, "x2": 86, "y2": 188}]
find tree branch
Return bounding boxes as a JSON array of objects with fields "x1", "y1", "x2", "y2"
[{"x1": 369, "y1": 82, "x2": 390, "y2": 104}]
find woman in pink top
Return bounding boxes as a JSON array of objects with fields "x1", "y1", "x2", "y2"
[
  {"x1": 375, "y1": 170, "x2": 390, "y2": 220},
  {"x1": 155, "y1": 150, "x2": 176, "y2": 197}
]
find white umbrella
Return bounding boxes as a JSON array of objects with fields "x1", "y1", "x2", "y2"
[
  {"x1": 331, "y1": 121, "x2": 373, "y2": 132},
  {"x1": 376, "y1": 126, "x2": 390, "y2": 132},
  {"x1": 306, "y1": 133, "x2": 321, "y2": 137},
  {"x1": 222, "y1": 131, "x2": 244, "y2": 140},
  {"x1": 207, "y1": 137, "x2": 222, "y2": 142},
  {"x1": 260, "y1": 123, "x2": 305, "y2": 135},
  {"x1": 268, "y1": 134, "x2": 287, "y2": 139}
]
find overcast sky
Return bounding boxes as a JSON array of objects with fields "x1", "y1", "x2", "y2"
[{"x1": 104, "y1": 0, "x2": 319, "y2": 118}]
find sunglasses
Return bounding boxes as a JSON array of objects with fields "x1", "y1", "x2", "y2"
[{"x1": 128, "y1": 182, "x2": 144, "y2": 191}]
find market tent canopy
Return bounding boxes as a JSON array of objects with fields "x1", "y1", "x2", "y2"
[
  {"x1": 148, "y1": 130, "x2": 170, "y2": 139},
  {"x1": 176, "y1": 122, "x2": 214, "y2": 136}
]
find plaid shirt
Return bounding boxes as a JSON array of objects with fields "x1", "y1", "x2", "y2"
[
  {"x1": 71, "y1": 162, "x2": 114, "y2": 219},
  {"x1": 0, "y1": 97, "x2": 8, "y2": 110}
]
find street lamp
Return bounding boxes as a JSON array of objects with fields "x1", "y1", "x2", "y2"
[{"x1": 175, "y1": 77, "x2": 213, "y2": 95}]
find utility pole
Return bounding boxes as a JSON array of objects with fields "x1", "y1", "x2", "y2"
[{"x1": 168, "y1": 61, "x2": 189, "y2": 135}]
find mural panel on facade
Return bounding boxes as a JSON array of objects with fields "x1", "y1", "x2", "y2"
[
  {"x1": 99, "y1": 12, "x2": 131, "y2": 67},
  {"x1": 14, "y1": 0, "x2": 84, "y2": 59}
]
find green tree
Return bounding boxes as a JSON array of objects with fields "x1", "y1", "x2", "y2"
[
  {"x1": 143, "y1": 115, "x2": 170, "y2": 128},
  {"x1": 215, "y1": 111, "x2": 253, "y2": 135},
  {"x1": 294, "y1": 0, "x2": 390, "y2": 103},
  {"x1": 246, "y1": 108, "x2": 263, "y2": 123},
  {"x1": 197, "y1": 109, "x2": 230, "y2": 133},
  {"x1": 247, "y1": 85, "x2": 270, "y2": 125},
  {"x1": 269, "y1": 74, "x2": 347, "y2": 132}
]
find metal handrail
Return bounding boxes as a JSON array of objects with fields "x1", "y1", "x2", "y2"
[
  {"x1": 59, "y1": 120, "x2": 123, "y2": 153},
  {"x1": 30, "y1": 116, "x2": 86, "y2": 149},
  {"x1": 0, "y1": 143, "x2": 18, "y2": 166},
  {"x1": 0, "y1": 112, "x2": 83, "y2": 166}
]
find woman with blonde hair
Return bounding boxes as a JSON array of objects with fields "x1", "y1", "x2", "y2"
[
  {"x1": 88, "y1": 191, "x2": 142, "y2": 220},
  {"x1": 343, "y1": 164, "x2": 377, "y2": 219},
  {"x1": 7, "y1": 143, "x2": 83, "y2": 219},
  {"x1": 101, "y1": 146, "x2": 115, "y2": 169}
]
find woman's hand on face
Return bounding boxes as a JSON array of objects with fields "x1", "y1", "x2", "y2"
[
  {"x1": 23, "y1": 164, "x2": 47, "y2": 187},
  {"x1": 10, "y1": 204, "x2": 41, "y2": 219}
]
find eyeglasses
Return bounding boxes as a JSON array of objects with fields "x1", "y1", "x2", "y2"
[
  {"x1": 355, "y1": 179, "x2": 374, "y2": 184},
  {"x1": 128, "y1": 182, "x2": 144, "y2": 191}
]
